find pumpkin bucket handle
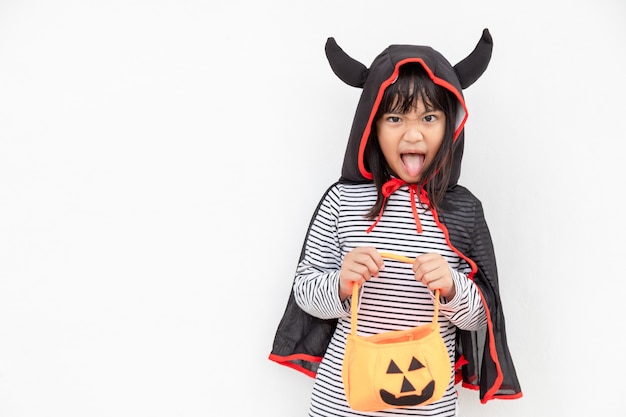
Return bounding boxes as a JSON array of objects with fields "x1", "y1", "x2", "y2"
[{"x1": 349, "y1": 252, "x2": 441, "y2": 336}]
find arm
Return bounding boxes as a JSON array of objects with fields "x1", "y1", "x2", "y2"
[
  {"x1": 292, "y1": 185, "x2": 349, "y2": 320},
  {"x1": 412, "y1": 252, "x2": 487, "y2": 331},
  {"x1": 439, "y1": 267, "x2": 487, "y2": 331},
  {"x1": 293, "y1": 185, "x2": 386, "y2": 318}
]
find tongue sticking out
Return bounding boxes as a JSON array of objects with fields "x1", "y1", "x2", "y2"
[{"x1": 402, "y1": 153, "x2": 424, "y2": 177}]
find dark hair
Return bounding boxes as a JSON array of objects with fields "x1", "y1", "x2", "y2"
[{"x1": 364, "y1": 63, "x2": 459, "y2": 219}]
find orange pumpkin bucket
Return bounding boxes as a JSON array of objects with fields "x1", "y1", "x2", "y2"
[{"x1": 342, "y1": 252, "x2": 452, "y2": 411}]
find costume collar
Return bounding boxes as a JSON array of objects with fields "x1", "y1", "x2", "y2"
[{"x1": 366, "y1": 178, "x2": 430, "y2": 234}]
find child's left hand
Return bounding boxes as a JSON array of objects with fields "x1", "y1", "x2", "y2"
[{"x1": 412, "y1": 253, "x2": 456, "y2": 300}]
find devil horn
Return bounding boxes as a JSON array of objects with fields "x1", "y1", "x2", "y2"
[
  {"x1": 325, "y1": 37, "x2": 369, "y2": 88},
  {"x1": 454, "y1": 28, "x2": 493, "y2": 89}
]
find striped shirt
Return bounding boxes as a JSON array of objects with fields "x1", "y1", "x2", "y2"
[{"x1": 293, "y1": 182, "x2": 487, "y2": 416}]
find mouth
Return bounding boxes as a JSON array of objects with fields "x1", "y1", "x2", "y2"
[{"x1": 401, "y1": 153, "x2": 425, "y2": 177}]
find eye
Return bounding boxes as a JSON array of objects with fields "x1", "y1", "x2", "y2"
[
  {"x1": 386, "y1": 116, "x2": 402, "y2": 123},
  {"x1": 423, "y1": 114, "x2": 438, "y2": 123}
]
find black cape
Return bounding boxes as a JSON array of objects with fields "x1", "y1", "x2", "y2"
[{"x1": 269, "y1": 29, "x2": 522, "y2": 403}]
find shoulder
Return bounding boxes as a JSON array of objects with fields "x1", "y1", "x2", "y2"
[
  {"x1": 443, "y1": 184, "x2": 481, "y2": 203},
  {"x1": 439, "y1": 185, "x2": 487, "y2": 226},
  {"x1": 439, "y1": 186, "x2": 493, "y2": 254},
  {"x1": 312, "y1": 181, "x2": 375, "y2": 208},
  {"x1": 313, "y1": 182, "x2": 377, "y2": 216},
  {"x1": 441, "y1": 184, "x2": 483, "y2": 211},
  {"x1": 326, "y1": 181, "x2": 377, "y2": 199}
]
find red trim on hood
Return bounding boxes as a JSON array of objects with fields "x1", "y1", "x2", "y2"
[
  {"x1": 430, "y1": 205, "x2": 505, "y2": 403},
  {"x1": 358, "y1": 58, "x2": 469, "y2": 180}
]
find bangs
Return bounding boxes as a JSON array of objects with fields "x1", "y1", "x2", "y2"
[{"x1": 378, "y1": 64, "x2": 448, "y2": 115}]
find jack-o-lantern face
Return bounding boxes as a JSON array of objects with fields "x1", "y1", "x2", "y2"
[{"x1": 379, "y1": 356, "x2": 435, "y2": 407}]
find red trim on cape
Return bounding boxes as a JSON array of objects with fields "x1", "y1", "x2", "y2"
[
  {"x1": 430, "y1": 205, "x2": 504, "y2": 404},
  {"x1": 268, "y1": 352, "x2": 321, "y2": 379}
]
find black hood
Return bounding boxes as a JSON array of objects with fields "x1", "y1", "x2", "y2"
[{"x1": 325, "y1": 28, "x2": 493, "y2": 188}]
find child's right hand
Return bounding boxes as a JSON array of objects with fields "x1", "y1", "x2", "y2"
[{"x1": 339, "y1": 247, "x2": 385, "y2": 300}]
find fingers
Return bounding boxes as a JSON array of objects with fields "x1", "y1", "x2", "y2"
[
  {"x1": 351, "y1": 247, "x2": 384, "y2": 276},
  {"x1": 412, "y1": 253, "x2": 455, "y2": 297},
  {"x1": 339, "y1": 247, "x2": 384, "y2": 299},
  {"x1": 340, "y1": 250, "x2": 456, "y2": 299}
]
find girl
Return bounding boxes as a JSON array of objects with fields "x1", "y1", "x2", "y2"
[{"x1": 270, "y1": 29, "x2": 522, "y2": 416}]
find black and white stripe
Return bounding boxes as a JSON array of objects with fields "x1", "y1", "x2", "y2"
[{"x1": 293, "y1": 182, "x2": 486, "y2": 416}]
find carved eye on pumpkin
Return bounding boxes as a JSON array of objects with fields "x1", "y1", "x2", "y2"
[{"x1": 379, "y1": 357, "x2": 436, "y2": 407}]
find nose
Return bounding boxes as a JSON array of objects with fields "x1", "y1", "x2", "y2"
[{"x1": 403, "y1": 121, "x2": 423, "y2": 143}]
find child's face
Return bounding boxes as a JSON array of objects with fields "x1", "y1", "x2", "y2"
[{"x1": 376, "y1": 97, "x2": 446, "y2": 183}]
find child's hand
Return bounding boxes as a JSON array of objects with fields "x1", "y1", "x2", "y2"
[
  {"x1": 339, "y1": 247, "x2": 384, "y2": 300},
  {"x1": 412, "y1": 253, "x2": 456, "y2": 299}
]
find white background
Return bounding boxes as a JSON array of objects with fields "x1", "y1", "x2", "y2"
[{"x1": 1, "y1": 0, "x2": 624, "y2": 416}]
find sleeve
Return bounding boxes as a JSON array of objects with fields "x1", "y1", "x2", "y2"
[
  {"x1": 292, "y1": 185, "x2": 351, "y2": 320},
  {"x1": 438, "y1": 268, "x2": 487, "y2": 331}
]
